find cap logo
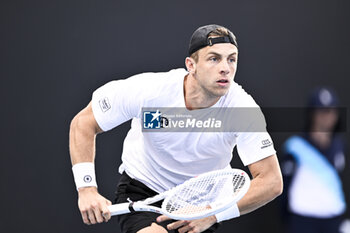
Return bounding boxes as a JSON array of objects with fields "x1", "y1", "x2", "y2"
[{"x1": 207, "y1": 36, "x2": 233, "y2": 47}]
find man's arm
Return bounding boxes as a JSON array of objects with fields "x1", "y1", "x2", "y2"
[
  {"x1": 69, "y1": 102, "x2": 112, "y2": 224},
  {"x1": 70, "y1": 102, "x2": 102, "y2": 164},
  {"x1": 237, "y1": 154, "x2": 283, "y2": 215}
]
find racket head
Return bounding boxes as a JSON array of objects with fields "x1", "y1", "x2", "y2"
[{"x1": 161, "y1": 168, "x2": 250, "y2": 220}]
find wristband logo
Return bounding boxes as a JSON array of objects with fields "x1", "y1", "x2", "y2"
[{"x1": 83, "y1": 175, "x2": 92, "y2": 183}]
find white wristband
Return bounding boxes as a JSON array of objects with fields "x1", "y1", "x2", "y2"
[
  {"x1": 72, "y1": 162, "x2": 98, "y2": 190},
  {"x1": 215, "y1": 203, "x2": 240, "y2": 222}
]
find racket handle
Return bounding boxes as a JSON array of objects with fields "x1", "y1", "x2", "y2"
[{"x1": 108, "y1": 203, "x2": 131, "y2": 216}]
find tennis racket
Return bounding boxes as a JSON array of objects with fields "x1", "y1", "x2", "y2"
[{"x1": 108, "y1": 168, "x2": 250, "y2": 220}]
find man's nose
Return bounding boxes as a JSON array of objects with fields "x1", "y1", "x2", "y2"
[{"x1": 219, "y1": 60, "x2": 230, "y2": 75}]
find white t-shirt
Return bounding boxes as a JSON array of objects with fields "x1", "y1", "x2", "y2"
[{"x1": 91, "y1": 68, "x2": 276, "y2": 192}]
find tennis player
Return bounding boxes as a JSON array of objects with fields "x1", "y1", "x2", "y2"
[{"x1": 69, "y1": 24, "x2": 283, "y2": 233}]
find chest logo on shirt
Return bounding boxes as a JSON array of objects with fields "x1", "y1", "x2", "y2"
[{"x1": 99, "y1": 97, "x2": 111, "y2": 112}]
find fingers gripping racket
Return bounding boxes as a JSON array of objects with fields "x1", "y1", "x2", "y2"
[{"x1": 108, "y1": 169, "x2": 250, "y2": 220}]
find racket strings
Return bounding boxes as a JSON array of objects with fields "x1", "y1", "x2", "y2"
[
  {"x1": 232, "y1": 174, "x2": 246, "y2": 194},
  {"x1": 164, "y1": 172, "x2": 247, "y2": 216}
]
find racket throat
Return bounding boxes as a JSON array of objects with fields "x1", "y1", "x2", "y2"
[
  {"x1": 128, "y1": 202, "x2": 136, "y2": 212},
  {"x1": 132, "y1": 203, "x2": 163, "y2": 215}
]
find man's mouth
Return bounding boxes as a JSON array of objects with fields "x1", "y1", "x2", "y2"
[
  {"x1": 217, "y1": 79, "x2": 229, "y2": 83},
  {"x1": 216, "y1": 79, "x2": 230, "y2": 87}
]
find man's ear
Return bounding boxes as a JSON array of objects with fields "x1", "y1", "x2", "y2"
[{"x1": 185, "y1": 57, "x2": 196, "y2": 74}]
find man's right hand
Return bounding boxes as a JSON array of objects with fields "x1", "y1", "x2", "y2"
[{"x1": 77, "y1": 187, "x2": 112, "y2": 225}]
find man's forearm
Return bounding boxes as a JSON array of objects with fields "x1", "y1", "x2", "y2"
[
  {"x1": 69, "y1": 103, "x2": 101, "y2": 165},
  {"x1": 237, "y1": 173, "x2": 282, "y2": 215},
  {"x1": 69, "y1": 115, "x2": 97, "y2": 164},
  {"x1": 237, "y1": 155, "x2": 283, "y2": 215}
]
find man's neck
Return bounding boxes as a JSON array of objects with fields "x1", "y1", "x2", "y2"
[{"x1": 183, "y1": 74, "x2": 220, "y2": 110}]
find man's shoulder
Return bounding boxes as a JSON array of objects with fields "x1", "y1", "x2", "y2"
[
  {"x1": 123, "y1": 68, "x2": 187, "y2": 105},
  {"x1": 223, "y1": 82, "x2": 259, "y2": 107}
]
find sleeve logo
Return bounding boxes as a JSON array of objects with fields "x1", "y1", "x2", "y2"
[
  {"x1": 261, "y1": 139, "x2": 272, "y2": 149},
  {"x1": 99, "y1": 97, "x2": 111, "y2": 112}
]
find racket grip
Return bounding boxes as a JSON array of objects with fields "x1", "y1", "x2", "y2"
[{"x1": 108, "y1": 203, "x2": 131, "y2": 216}]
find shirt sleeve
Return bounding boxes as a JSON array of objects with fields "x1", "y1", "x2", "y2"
[
  {"x1": 234, "y1": 107, "x2": 276, "y2": 165},
  {"x1": 91, "y1": 78, "x2": 143, "y2": 131},
  {"x1": 236, "y1": 131, "x2": 276, "y2": 166},
  {"x1": 229, "y1": 82, "x2": 276, "y2": 165}
]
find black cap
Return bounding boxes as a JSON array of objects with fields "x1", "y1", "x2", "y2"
[
  {"x1": 308, "y1": 87, "x2": 339, "y2": 108},
  {"x1": 188, "y1": 24, "x2": 238, "y2": 56}
]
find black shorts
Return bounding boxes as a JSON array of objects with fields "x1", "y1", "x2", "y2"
[{"x1": 114, "y1": 172, "x2": 221, "y2": 233}]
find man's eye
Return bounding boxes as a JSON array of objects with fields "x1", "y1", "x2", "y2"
[
  {"x1": 229, "y1": 58, "x2": 236, "y2": 63},
  {"x1": 210, "y1": 57, "x2": 218, "y2": 62}
]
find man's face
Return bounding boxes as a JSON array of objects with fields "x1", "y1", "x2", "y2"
[{"x1": 192, "y1": 43, "x2": 238, "y2": 98}]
